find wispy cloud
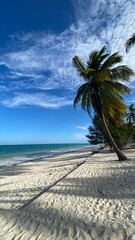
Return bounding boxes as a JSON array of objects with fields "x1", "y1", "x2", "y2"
[
  {"x1": 1, "y1": 92, "x2": 73, "y2": 108},
  {"x1": 73, "y1": 124, "x2": 89, "y2": 142},
  {"x1": 0, "y1": 0, "x2": 135, "y2": 107},
  {"x1": 76, "y1": 125, "x2": 88, "y2": 131}
]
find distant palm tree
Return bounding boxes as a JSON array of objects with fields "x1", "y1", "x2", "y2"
[
  {"x1": 126, "y1": 103, "x2": 135, "y2": 124},
  {"x1": 125, "y1": 33, "x2": 135, "y2": 52},
  {"x1": 73, "y1": 46, "x2": 134, "y2": 161}
]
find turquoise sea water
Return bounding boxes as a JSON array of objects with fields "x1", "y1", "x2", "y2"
[{"x1": 0, "y1": 143, "x2": 89, "y2": 167}]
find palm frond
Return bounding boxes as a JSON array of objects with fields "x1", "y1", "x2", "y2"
[
  {"x1": 87, "y1": 50, "x2": 99, "y2": 68},
  {"x1": 81, "y1": 93, "x2": 92, "y2": 117},
  {"x1": 126, "y1": 103, "x2": 135, "y2": 123},
  {"x1": 129, "y1": 103, "x2": 135, "y2": 111},
  {"x1": 105, "y1": 81, "x2": 130, "y2": 95},
  {"x1": 110, "y1": 66, "x2": 134, "y2": 81},
  {"x1": 95, "y1": 46, "x2": 109, "y2": 67},
  {"x1": 101, "y1": 52, "x2": 122, "y2": 70},
  {"x1": 81, "y1": 88, "x2": 90, "y2": 110},
  {"x1": 72, "y1": 56, "x2": 86, "y2": 73},
  {"x1": 125, "y1": 33, "x2": 135, "y2": 52},
  {"x1": 86, "y1": 96, "x2": 92, "y2": 117},
  {"x1": 74, "y1": 83, "x2": 89, "y2": 108},
  {"x1": 95, "y1": 54, "x2": 109, "y2": 67},
  {"x1": 99, "y1": 83, "x2": 128, "y2": 118},
  {"x1": 91, "y1": 92, "x2": 102, "y2": 116},
  {"x1": 87, "y1": 47, "x2": 109, "y2": 69},
  {"x1": 98, "y1": 46, "x2": 106, "y2": 56},
  {"x1": 88, "y1": 50, "x2": 99, "y2": 63}
]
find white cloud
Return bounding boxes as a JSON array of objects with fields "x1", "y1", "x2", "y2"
[
  {"x1": 0, "y1": 0, "x2": 135, "y2": 108},
  {"x1": 1, "y1": 93, "x2": 73, "y2": 108},
  {"x1": 76, "y1": 125, "x2": 88, "y2": 131},
  {"x1": 72, "y1": 0, "x2": 135, "y2": 68}
]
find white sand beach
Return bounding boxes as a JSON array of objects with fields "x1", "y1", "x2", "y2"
[{"x1": 0, "y1": 147, "x2": 135, "y2": 239}]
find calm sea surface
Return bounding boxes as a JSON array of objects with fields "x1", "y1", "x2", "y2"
[{"x1": 0, "y1": 143, "x2": 89, "y2": 167}]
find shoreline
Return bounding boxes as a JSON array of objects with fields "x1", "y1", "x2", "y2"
[{"x1": 0, "y1": 144, "x2": 99, "y2": 169}]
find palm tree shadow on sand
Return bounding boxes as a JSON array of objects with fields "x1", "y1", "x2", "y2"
[{"x1": 0, "y1": 202, "x2": 129, "y2": 240}]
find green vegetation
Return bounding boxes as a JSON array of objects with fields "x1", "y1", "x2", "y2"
[
  {"x1": 86, "y1": 114, "x2": 107, "y2": 145},
  {"x1": 73, "y1": 46, "x2": 134, "y2": 161},
  {"x1": 110, "y1": 122, "x2": 133, "y2": 149},
  {"x1": 86, "y1": 113, "x2": 133, "y2": 150}
]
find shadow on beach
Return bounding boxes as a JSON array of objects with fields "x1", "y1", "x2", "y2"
[
  {"x1": 0, "y1": 165, "x2": 28, "y2": 178},
  {"x1": 0, "y1": 203, "x2": 128, "y2": 240},
  {"x1": 45, "y1": 157, "x2": 135, "y2": 200},
  {"x1": 0, "y1": 150, "x2": 135, "y2": 239},
  {"x1": 0, "y1": 150, "x2": 135, "y2": 211},
  {"x1": 1, "y1": 160, "x2": 135, "y2": 211}
]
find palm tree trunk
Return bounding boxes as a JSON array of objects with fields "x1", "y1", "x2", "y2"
[{"x1": 101, "y1": 113, "x2": 128, "y2": 161}]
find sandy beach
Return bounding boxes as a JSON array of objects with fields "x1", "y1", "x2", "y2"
[{"x1": 0, "y1": 147, "x2": 135, "y2": 239}]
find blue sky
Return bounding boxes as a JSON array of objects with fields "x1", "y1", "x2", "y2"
[{"x1": 0, "y1": 0, "x2": 135, "y2": 144}]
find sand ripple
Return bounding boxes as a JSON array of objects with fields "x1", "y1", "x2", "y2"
[{"x1": 0, "y1": 149, "x2": 135, "y2": 239}]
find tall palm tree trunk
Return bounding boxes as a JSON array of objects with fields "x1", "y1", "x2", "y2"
[{"x1": 101, "y1": 113, "x2": 128, "y2": 161}]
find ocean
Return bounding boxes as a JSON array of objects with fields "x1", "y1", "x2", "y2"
[{"x1": 0, "y1": 143, "x2": 89, "y2": 167}]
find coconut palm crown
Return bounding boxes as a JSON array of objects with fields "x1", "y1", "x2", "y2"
[
  {"x1": 126, "y1": 103, "x2": 135, "y2": 124},
  {"x1": 73, "y1": 46, "x2": 134, "y2": 161},
  {"x1": 125, "y1": 33, "x2": 135, "y2": 52}
]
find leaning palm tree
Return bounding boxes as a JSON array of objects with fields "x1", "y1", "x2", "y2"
[
  {"x1": 126, "y1": 103, "x2": 135, "y2": 124},
  {"x1": 73, "y1": 46, "x2": 134, "y2": 161},
  {"x1": 125, "y1": 33, "x2": 135, "y2": 52}
]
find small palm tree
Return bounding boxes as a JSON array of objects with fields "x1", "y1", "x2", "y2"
[
  {"x1": 73, "y1": 46, "x2": 134, "y2": 161},
  {"x1": 125, "y1": 33, "x2": 135, "y2": 52},
  {"x1": 126, "y1": 104, "x2": 135, "y2": 124}
]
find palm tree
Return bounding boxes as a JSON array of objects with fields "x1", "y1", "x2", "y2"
[
  {"x1": 125, "y1": 33, "x2": 135, "y2": 52},
  {"x1": 73, "y1": 46, "x2": 134, "y2": 161},
  {"x1": 126, "y1": 104, "x2": 135, "y2": 124}
]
